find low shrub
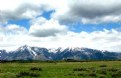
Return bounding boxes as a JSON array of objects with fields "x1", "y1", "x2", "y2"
[
  {"x1": 112, "y1": 73, "x2": 121, "y2": 78},
  {"x1": 78, "y1": 73, "x2": 86, "y2": 77},
  {"x1": 16, "y1": 71, "x2": 40, "y2": 77},
  {"x1": 30, "y1": 67, "x2": 42, "y2": 71},
  {"x1": 108, "y1": 68, "x2": 118, "y2": 72},
  {"x1": 99, "y1": 65, "x2": 107, "y2": 67},
  {"x1": 87, "y1": 67, "x2": 96, "y2": 72},
  {"x1": 67, "y1": 73, "x2": 75, "y2": 76},
  {"x1": 73, "y1": 68, "x2": 87, "y2": 71},
  {"x1": 117, "y1": 70, "x2": 121, "y2": 74},
  {"x1": 99, "y1": 69, "x2": 107, "y2": 75},
  {"x1": 111, "y1": 70, "x2": 121, "y2": 78}
]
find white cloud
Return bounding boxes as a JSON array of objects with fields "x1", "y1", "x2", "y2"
[
  {"x1": 0, "y1": 25, "x2": 121, "y2": 52},
  {"x1": 0, "y1": 24, "x2": 28, "y2": 51},
  {"x1": 29, "y1": 17, "x2": 68, "y2": 37},
  {"x1": 0, "y1": 24, "x2": 27, "y2": 35},
  {"x1": 52, "y1": 0, "x2": 121, "y2": 24},
  {"x1": 0, "y1": 0, "x2": 121, "y2": 52},
  {"x1": 0, "y1": 0, "x2": 53, "y2": 24},
  {"x1": 1, "y1": 0, "x2": 121, "y2": 24}
]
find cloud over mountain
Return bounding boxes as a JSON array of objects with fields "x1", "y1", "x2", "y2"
[{"x1": 0, "y1": 0, "x2": 121, "y2": 52}]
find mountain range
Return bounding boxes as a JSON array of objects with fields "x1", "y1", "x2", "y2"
[{"x1": 0, "y1": 45, "x2": 121, "y2": 60}]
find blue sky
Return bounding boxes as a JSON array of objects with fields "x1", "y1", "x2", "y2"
[
  {"x1": 7, "y1": 10, "x2": 55, "y2": 30},
  {"x1": 7, "y1": 16, "x2": 121, "y2": 33},
  {"x1": 8, "y1": 19, "x2": 30, "y2": 29},
  {"x1": 0, "y1": 0, "x2": 121, "y2": 52},
  {"x1": 68, "y1": 22, "x2": 121, "y2": 32}
]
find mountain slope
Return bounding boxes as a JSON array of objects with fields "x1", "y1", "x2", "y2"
[
  {"x1": 53, "y1": 48, "x2": 121, "y2": 60},
  {"x1": 0, "y1": 45, "x2": 121, "y2": 60}
]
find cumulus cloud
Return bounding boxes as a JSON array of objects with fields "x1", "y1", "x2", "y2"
[
  {"x1": 0, "y1": 0, "x2": 53, "y2": 24},
  {"x1": 1, "y1": 4, "x2": 40, "y2": 20},
  {"x1": 45, "y1": 29, "x2": 121, "y2": 52},
  {"x1": 0, "y1": 25, "x2": 121, "y2": 52},
  {"x1": 52, "y1": 0, "x2": 121, "y2": 24},
  {"x1": 0, "y1": 0, "x2": 121, "y2": 52},
  {"x1": 1, "y1": 0, "x2": 121, "y2": 24},
  {"x1": 0, "y1": 24, "x2": 27, "y2": 35},
  {"x1": 0, "y1": 24, "x2": 28, "y2": 51},
  {"x1": 29, "y1": 17, "x2": 68, "y2": 37}
]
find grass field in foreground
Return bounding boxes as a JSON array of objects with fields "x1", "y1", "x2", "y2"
[{"x1": 0, "y1": 61, "x2": 121, "y2": 78}]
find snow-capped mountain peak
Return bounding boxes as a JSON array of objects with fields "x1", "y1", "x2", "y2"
[
  {"x1": 48, "y1": 47, "x2": 65, "y2": 53},
  {"x1": 0, "y1": 45, "x2": 121, "y2": 60},
  {"x1": 16, "y1": 45, "x2": 37, "y2": 56},
  {"x1": 17, "y1": 45, "x2": 29, "y2": 51}
]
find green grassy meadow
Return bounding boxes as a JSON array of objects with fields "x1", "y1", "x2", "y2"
[{"x1": 0, "y1": 61, "x2": 121, "y2": 78}]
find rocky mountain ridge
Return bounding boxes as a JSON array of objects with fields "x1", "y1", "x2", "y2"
[{"x1": 0, "y1": 45, "x2": 121, "y2": 60}]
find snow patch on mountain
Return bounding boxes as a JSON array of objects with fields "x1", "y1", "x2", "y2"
[
  {"x1": 48, "y1": 48, "x2": 57, "y2": 53},
  {"x1": 0, "y1": 45, "x2": 121, "y2": 60},
  {"x1": 16, "y1": 45, "x2": 37, "y2": 56}
]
